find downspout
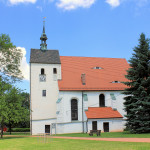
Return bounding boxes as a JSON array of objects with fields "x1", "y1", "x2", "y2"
[
  {"x1": 30, "y1": 62, "x2": 32, "y2": 135},
  {"x1": 87, "y1": 119, "x2": 88, "y2": 133},
  {"x1": 81, "y1": 73, "x2": 86, "y2": 133},
  {"x1": 82, "y1": 91, "x2": 84, "y2": 133}
]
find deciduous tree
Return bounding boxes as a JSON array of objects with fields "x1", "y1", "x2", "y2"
[
  {"x1": 5, "y1": 89, "x2": 29, "y2": 135},
  {"x1": 0, "y1": 78, "x2": 29, "y2": 138},
  {"x1": 0, "y1": 34, "x2": 23, "y2": 81}
]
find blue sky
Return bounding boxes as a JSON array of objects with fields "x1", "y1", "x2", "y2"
[{"x1": 0, "y1": 0, "x2": 150, "y2": 93}]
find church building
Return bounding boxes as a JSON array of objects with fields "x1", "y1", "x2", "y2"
[{"x1": 30, "y1": 22, "x2": 129, "y2": 135}]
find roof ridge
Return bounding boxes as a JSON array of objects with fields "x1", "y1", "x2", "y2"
[
  {"x1": 60, "y1": 55, "x2": 126, "y2": 60},
  {"x1": 31, "y1": 48, "x2": 59, "y2": 51},
  {"x1": 88, "y1": 107, "x2": 112, "y2": 108}
]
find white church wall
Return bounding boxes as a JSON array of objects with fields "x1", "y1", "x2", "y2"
[
  {"x1": 87, "y1": 118, "x2": 124, "y2": 133},
  {"x1": 86, "y1": 91, "x2": 126, "y2": 118},
  {"x1": 115, "y1": 93, "x2": 126, "y2": 118},
  {"x1": 31, "y1": 63, "x2": 61, "y2": 121},
  {"x1": 57, "y1": 91, "x2": 83, "y2": 123},
  {"x1": 56, "y1": 90, "x2": 126, "y2": 134},
  {"x1": 58, "y1": 91, "x2": 126, "y2": 120},
  {"x1": 57, "y1": 122, "x2": 83, "y2": 134},
  {"x1": 87, "y1": 91, "x2": 111, "y2": 108},
  {"x1": 32, "y1": 118, "x2": 56, "y2": 135}
]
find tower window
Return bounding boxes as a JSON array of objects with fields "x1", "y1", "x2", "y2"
[
  {"x1": 53, "y1": 68, "x2": 57, "y2": 74},
  {"x1": 42, "y1": 90, "x2": 46, "y2": 97},
  {"x1": 41, "y1": 68, "x2": 45, "y2": 75}
]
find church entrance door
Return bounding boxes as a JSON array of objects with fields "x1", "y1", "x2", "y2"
[
  {"x1": 92, "y1": 121, "x2": 97, "y2": 130},
  {"x1": 45, "y1": 125, "x2": 50, "y2": 133},
  {"x1": 103, "y1": 122, "x2": 109, "y2": 132}
]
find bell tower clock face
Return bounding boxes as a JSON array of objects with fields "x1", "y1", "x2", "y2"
[{"x1": 40, "y1": 75, "x2": 46, "y2": 82}]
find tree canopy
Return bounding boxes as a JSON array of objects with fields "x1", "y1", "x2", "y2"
[
  {"x1": 0, "y1": 34, "x2": 28, "y2": 138},
  {"x1": 0, "y1": 78, "x2": 29, "y2": 138},
  {"x1": 0, "y1": 34, "x2": 23, "y2": 80},
  {"x1": 123, "y1": 33, "x2": 150, "y2": 133}
]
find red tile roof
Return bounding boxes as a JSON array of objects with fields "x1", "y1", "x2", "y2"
[
  {"x1": 58, "y1": 56, "x2": 129, "y2": 91},
  {"x1": 85, "y1": 107, "x2": 123, "y2": 119}
]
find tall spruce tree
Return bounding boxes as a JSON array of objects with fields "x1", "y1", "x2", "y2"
[{"x1": 123, "y1": 33, "x2": 150, "y2": 133}]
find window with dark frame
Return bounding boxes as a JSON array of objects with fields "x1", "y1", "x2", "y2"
[
  {"x1": 42, "y1": 90, "x2": 46, "y2": 97},
  {"x1": 41, "y1": 68, "x2": 45, "y2": 75},
  {"x1": 99, "y1": 94, "x2": 105, "y2": 107},
  {"x1": 71, "y1": 99, "x2": 78, "y2": 121},
  {"x1": 53, "y1": 68, "x2": 57, "y2": 74}
]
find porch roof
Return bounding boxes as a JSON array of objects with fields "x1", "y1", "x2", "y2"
[{"x1": 85, "y1": 107, "x2": 123, "y2": 119}]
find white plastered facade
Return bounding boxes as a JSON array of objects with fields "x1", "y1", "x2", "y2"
[
  {"x1": 30, "y1": 63, "x2": 61, "y2": 135},
  {"x1": 30, "y1": 62, "x2": 126, "y2": 135},
  {"x1": 56, "y1": 91, "x2": 126, "y2": 134}
]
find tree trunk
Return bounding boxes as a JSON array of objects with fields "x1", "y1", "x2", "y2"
[
  {"x1": 9, "y1": 119, "x2": 12, "y2": 135},
  {"x1": 1, "y1": 122, "x2": 3, "y2": 138}
]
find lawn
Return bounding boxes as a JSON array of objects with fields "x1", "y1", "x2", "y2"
[
  {"x1": 55, "y1": 131, "x2": 150, "y2": 138},
  {"x1": 0, "y1": 136, "x2": 150, "y2": 150},
  {"x1": 3, "y1": 131, "x2": 150, "y2": 138}
]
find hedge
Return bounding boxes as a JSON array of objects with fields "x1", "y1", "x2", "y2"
[{"x1": 7, "y1": 128, "x2": 30, "y2": 132}]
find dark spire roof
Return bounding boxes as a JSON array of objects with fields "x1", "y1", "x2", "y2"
[{"x1": 40, "y1": 18, "x2": 48, "y2": 50}]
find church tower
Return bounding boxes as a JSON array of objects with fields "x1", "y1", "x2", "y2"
[{"x1": 30, "y1": 20, "x2": 61, "y2": 135}]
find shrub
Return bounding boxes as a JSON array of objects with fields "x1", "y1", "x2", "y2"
[{"x1": 7, "y1": 128, "x2": 30, "y2": 132}]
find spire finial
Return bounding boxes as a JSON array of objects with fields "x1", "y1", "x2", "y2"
[
  {"x1": 40, "y1": 17, "x2": 47, "y2": 51},
  {"x1": 43, "y1": 17, "x2": 46, "y2": 33}
]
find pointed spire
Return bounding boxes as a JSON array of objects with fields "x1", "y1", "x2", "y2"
[
  {"x1": 40, "y1": 17, "x2": 48, "y2": 51},
  {"x1": 43, "y1": 19, "x2": 45, "y2": 33}
]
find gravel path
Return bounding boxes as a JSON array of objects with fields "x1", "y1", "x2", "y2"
[{"x1": 52, "y1": 136, "x2": 150, "y2": 143}]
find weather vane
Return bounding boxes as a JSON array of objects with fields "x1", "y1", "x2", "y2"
[{"x1": 43, "y1": 17, "x2": 46, "y2": 22}]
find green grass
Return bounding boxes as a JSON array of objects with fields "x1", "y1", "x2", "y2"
[
  {"x1": 0, "y1": 136, "x2": 150, "y2": 150},
  {"x1": 55, "y1": 131, "x2": 150, "y2": 138},
  {"x1": 3, "y1": 131, "x2": 150, "y2": 138}
]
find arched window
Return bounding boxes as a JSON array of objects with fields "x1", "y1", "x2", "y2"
[
  {"x1": 71, "y1": 99, "x2": 78, "y2": 120},
  {"x1": 41, "y1": 68, "x2": 45, "y2": 75},
  {"x1": 99, "y1": 94, "x2": 105, "y2": 107}
]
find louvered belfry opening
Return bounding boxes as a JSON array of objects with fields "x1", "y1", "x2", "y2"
[{"x1": 41, "y1": 68, "x2": 45, "y2": 75}]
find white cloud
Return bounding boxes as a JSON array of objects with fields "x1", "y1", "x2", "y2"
[
  {"x1": 105, "y1": 0, "x2": 120, "y2": 7},
  {"x1": 105, "y1": 0, "x2": 150, "y2": 8},
  {"x1": 56, "y1": 0, "x2": 96, "y2": 10},
  {"x1": 36, "y1": 6, "x2": 43, "y2": 12},
  {"x1": 9, "y1": 0, "x2": 36, "y2": 5},
  {"x1": 17, "y1": 47, "x2": 29, "y2": 81}
]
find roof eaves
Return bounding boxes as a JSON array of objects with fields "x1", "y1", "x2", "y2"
[{"x1": 87, "y1": 117, "x2": 123, "y2": 119}]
